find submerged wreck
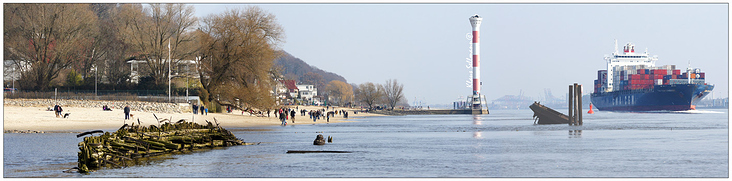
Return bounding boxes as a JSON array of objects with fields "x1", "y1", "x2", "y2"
[
  {"x1": 75, "y1": 118, "x2": 245, "y2": 173},
  {"x1": 529, "y1": 102, "x2": 570, "y2": 124}
]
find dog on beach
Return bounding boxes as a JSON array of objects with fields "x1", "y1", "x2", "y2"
[
  {"x1": 63, "y1": 112, "x2": 71, "y2": 118},
  {"x1": 129, "y1": 114, "x2": 134, "y2": 119}
]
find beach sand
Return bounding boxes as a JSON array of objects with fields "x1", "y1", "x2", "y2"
[{"x1": 3, "y1": 104, "x2": 383, "y2": 132}]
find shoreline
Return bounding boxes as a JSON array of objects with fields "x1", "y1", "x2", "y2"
[{"x1": 3, "y1": 99, "x2": 384, "y2": 132}]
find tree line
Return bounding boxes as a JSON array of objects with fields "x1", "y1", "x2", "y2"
[
  {"x1": 4, "y1": 3, "x2": 283, "y2": 110},
  {"x1": 350, "y1": 79, "x2": 405, "y2": 110}
]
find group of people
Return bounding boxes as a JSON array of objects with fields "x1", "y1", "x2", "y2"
[
  {"x1": 305, "y1": 109, "x2": 349, "y2": 122},
  {"x1": 275, "y1": 107, "x2": 296, "y2": 126},
  {"x1": 275, "y1": 106, "x2": 354, "y2": 126},
  {"x1": 192, "y1": 104, "x2": 207, "y2": 115}
]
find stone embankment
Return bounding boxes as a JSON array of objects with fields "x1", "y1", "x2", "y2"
[
  {"x1": 3, "y1": 98, "x2": 190, "y2": 114},
  {"x1": 4, "y1": 130, "x2": 45, "y2": 134}
]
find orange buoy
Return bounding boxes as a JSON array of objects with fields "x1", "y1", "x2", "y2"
[{"x1": 587, "y1": 103, "x2": 595, "y2": 114}]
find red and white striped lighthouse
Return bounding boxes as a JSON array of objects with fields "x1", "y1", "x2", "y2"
[{"x1": 469, "y1": 14, "x2": 482, "y2": 96}]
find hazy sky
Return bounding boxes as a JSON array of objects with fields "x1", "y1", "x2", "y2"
[{"x1": 193, "y1": 3, "x2": 728, "y2": 106}]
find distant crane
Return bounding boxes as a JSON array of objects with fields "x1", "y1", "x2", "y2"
[{"x1": 544, "y1": 88, "x2": 560, "y2": 103}]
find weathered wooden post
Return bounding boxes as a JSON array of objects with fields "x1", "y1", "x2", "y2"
[
  {"x1": 577, "y1": 84, "x2": 583, "y2": 125},
  {"x1": 568, "y1": 85, "x2": 574, "y2": 126},
  {"x1": 574, "y1": 83, "x2": 579, "y2": 126}
]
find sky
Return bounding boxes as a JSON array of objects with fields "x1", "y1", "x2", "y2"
[{"x1": 191, "y1": 3, "x2": 729, "y2": 106}]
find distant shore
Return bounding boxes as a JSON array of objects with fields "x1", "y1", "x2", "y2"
[{"x1": 3, "y1": 98, "x2": 384, "y2": 132}]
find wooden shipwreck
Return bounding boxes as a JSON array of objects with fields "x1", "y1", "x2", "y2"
[
  {"x1": 529, "y1": 102, "x2": 570, "y2": 124},
  {"x1": 75, "y1": 118, "x2": 246, "y2": 174}
]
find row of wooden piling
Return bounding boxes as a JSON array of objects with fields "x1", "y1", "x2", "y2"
[
  {"x1": 568, "y1": 83, "x2": 583, "y2": 126},
  {"x1": 76, "y1": 119, "x2": 245, "y2": 173}
]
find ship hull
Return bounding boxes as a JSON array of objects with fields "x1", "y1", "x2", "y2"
[{"x1": 590, "y1": 84, "x2": 714, "y2": 111}]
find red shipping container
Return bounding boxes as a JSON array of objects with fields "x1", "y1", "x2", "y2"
[
  {"x1": 700, "y1": 72, "x2": 705, "y2": 78},
  {"x1": 637, "y1": 69, "x2": 646, "y2": 74},
  {"x1": 645, "y1": 75, "x2": 650, "y2": 79},
  {"x1": 673, "y1": 70, "x2": 681, "y2": 75}
]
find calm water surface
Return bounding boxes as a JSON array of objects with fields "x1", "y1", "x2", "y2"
[{"x1": 4, "y1": 109, "x2": 728, "y2": 177}]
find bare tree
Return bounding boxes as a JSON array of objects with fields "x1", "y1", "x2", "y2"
[
  {"x1": 197, "y1": 6, "x2": 285, "y2": 110},
  {"x1": 4, "y1": 3, "x2": 98, "y2": 90},
  {"x1": 116, "y1": 3, "x2": 197, "y2": 87},
  {"x1": 89, "y1": 3, "x2": 132, "y2": 89},
  {"x1": 382, "y1": 79, "x2": 405, "y2": 110},
  {"x1": 355, "y1": 82, "x2": 384, "y2": 109}
]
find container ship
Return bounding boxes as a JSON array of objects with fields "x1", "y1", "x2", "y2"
[{"x1": 590, "y1": 41, "x2": 714, "y2": 111}]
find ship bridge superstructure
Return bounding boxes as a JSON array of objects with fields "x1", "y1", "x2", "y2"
[{"x1": 603, "y1": 40, "x2": 658, "y2": 92}]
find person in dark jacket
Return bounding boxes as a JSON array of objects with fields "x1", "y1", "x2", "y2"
[
  {"x1": 124, "y1": 106, "x2": 131, "y2": 120},
  {"x1": 280, "y1": 110, "x2": 287, "y2": 126},
  {"x1": 54, "y1": 104, "x2": 61, "y2": 117},
  {"x1": 290, "y1": 109, "x2": 296, "y2": 123}
]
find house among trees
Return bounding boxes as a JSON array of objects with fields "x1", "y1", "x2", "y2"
[
  {"x1": 278, "y1": 80, "x2": 299, "y2": 98},
  {"x1": 296, "y1": 84, "x2": 320, "y2": 105},
  {"x1": 274, "y1": 80, "x2": 322, "y2": 105}
]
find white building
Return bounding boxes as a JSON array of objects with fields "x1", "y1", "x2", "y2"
[{"x1": 296, "y1": 84, "x2": 317, "y2": 100}]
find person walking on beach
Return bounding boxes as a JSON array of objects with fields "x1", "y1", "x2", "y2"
[
  {"x1": 204, "y1": 107, "x2": 208, "y2": 115},
  {"x1": 124, "y1": 105, "x2": 131, "y2": 120},
  {"x1": 280, "y1": 110, "x2": 287, "y2": 126},
  {"x1": 267, "y1": 110, "x2": 271, "y2": 117},
  {"x1": 193, "y1": 104, "x2": 198, "y2": 114},
  {"x1": 200, "y1": 105, "x2": 205, "y2": 115},
  {"x1": 54, "y1": 104, "x2": 61, "y2": 117},
  {"x1": 290, "y1": 109, "x2": 296, "y2": 123}
]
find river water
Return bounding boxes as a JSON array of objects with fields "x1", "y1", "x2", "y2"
[{"x1": 4, "y1": 109, "x2": 728, "y2": 177}]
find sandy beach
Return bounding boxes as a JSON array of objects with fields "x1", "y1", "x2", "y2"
[{"x1": 3, "y1": 103, "x2": 383, "y2": 132}]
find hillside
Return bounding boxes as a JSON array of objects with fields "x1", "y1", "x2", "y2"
[{"x1": 274, "y1": 51, "x2": 347, "y2": 87}]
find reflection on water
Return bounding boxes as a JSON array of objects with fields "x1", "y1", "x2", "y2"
[
  {"x1": 472, "y1": 132, "x2": 482, "y2": 139},
  {"x1": 3, "y1": 109, "x2": 728, "y2": 178},
  {"x1": 569, "y1": 130, "x2": 582, "y2": 138}
]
